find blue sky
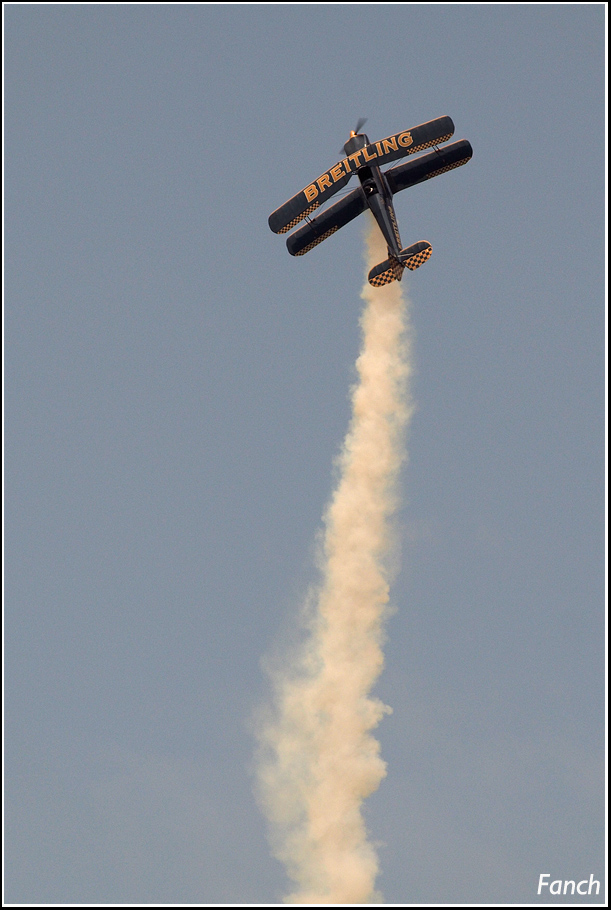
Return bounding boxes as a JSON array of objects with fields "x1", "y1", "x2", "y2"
[{"x1": 4, "y1": 4, "x2": 606, "y2": 904}]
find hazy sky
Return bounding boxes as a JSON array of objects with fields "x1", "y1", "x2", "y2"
[{"x1": 4, "y1": 3, "x2": 606, "y2": 905}]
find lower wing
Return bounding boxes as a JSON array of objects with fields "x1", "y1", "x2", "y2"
[
  {"x1": 385, "y1": 139, "x2": 473, "y2": 195},
  {"x1": 286, "y1": 188, "x2": 367, "y2": 257}
]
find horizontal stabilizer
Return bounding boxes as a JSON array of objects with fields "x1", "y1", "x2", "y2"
[
  {"x1": 368, "y1": 241, "x2": 432, "y2": 287},
  {"x1": 286, "y1": 188, "x2": 367, "y2": 257},
  {"x1": 385, "y1": 139, "x2": 473, "y2": 195},
  {"x1": 368, "y1": 258, "x2": 405, "y2": 288}
]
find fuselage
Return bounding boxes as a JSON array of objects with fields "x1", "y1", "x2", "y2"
[{"x1": 343, "y1": 132, "x2": 403, "y2": 258}]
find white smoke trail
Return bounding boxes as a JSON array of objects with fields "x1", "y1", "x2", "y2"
[{"x1": 255, "y1": 217, "x2": 414, "y2": 903}]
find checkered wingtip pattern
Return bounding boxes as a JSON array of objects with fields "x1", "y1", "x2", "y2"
[
  {"x1": 294, "y1": 225, "x2": 339, "y2": 256},
  {"x1": 425, "y1": 157, "x2": 471, "y2": 181},
  {"x1": 278, "y1": 202, "x2": 321, "y2": 234},
  {"x1": 410, "y1": 131, "x2": 453, "y2": 155}
]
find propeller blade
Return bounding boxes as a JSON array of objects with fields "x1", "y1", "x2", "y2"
[{"x1": 340, "y1": 118, "x2": 369, "y2": 153}]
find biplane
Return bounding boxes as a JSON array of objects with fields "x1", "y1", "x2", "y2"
[{"x1": 268, "y1": 116, "x2": 472, "y2": 287}]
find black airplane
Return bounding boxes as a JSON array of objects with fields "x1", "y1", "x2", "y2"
[{"x1": 268, "y1": 116, "x2": 472, "y2": 287}]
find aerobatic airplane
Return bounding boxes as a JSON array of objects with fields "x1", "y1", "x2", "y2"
[{"x1": 268, "y1": 116, "x2": 472, "y2": 287}]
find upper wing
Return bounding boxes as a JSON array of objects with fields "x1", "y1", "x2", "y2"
[
  {"x1": 268, "y1": 166, "x2": 353, "y2": 235},
  {"x1": 385, "y1": 139, "x2": 473, "y2": 195},
  {"x1": 358, "y1": 115, "x2": 455, "y2": 170},
  {"x1": 286, "y1": 188, "x2": 367, "y2": 256},
  {"x1": 269, "y1": 116, "x2": 455, "y2": 236}
]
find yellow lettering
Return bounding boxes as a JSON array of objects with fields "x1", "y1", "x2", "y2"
[
  {"x1": 317, "y1": 173, "x2": 332, "y2": 192},
  {"x1": 348, "y1": 150, "x2": 363, "y2": 168},
  {"x1": 330, "y1": 163, "x2": 344, "y2": 182},
  {"x1": 398, "y1": 131, "x2": 413, "y2": 148},
  {"x1": 375, "y1": 141, "x2": 383, "y2": 156},
  {"x1": 304, "y1": 183, "x2": 319, "y2": 202},
  {"x1": 382, "y1": 137, "x2": 398, "y2": 154},
  {"x1": 362, "y1": 146, "x2": 377, "y2": 162}
]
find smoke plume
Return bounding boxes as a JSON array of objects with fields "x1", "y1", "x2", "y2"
[{"x1": 255, "y1": 218, "x2": 414, "y2": 903}]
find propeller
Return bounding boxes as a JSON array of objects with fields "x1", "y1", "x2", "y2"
[{"x1": 340, "y1": 118, "x2": 368, "y2": 154}]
